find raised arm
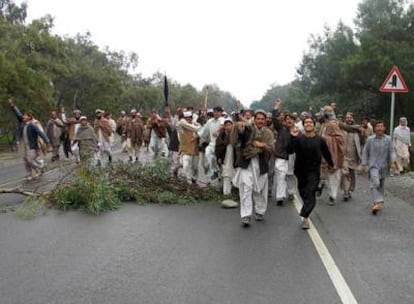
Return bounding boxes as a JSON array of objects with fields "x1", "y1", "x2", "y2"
[
  {"x1": 7, "y1": 99, "x2": 23, "y2": 122},
  {"x1": 271, "y1": 98, "x2": 283, "y2": 132}
]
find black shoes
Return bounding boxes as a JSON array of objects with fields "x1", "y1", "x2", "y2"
[
  {"x1": 276, "y1": 200, "x2": 284, "y2": 206},
  {"x1": 343, "y1": 191, "x2": 352, "y2": 201},
  {"x1": 255, "y1": 213, "x2": 264, "y2": 221},
  {"x1": 211, "y1": 171, "x2": 219, "y2": 180},
  {"x1": 241, "y1": 214, "x2": 264, "y2": 227},
  {"x1": 241, "y1": 216, "x2": 251, "y2": 227},
  {"x1": 343, "y1": 192, "x2": 349, "y2": 201}
]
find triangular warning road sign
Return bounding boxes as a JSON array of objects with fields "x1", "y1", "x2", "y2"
[{"x1": 380, "y1": 66, "x2": 409, "y2": 93}]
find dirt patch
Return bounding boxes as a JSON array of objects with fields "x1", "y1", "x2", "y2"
[{"x1": 386, "y1": 172, "x2": 414, "y2": 205}]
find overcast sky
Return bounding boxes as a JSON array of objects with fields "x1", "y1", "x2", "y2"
[{"x1": 22, "y1": 0, "x2": 361, "y2": 105}]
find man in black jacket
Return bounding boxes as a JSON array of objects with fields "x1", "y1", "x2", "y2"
[
  {"x1": 272, "y1": 98, "x2": 296, "y2": 206},
  {"x1": 289, "y1": 117, "x2": 334, "y2": 229}
]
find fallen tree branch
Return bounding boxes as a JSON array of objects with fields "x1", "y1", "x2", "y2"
[{"x1": 0, "y1": 187, "x2": 47, "y2": 197}]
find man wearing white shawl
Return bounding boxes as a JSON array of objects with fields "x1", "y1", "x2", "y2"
[
  {"x1": 393, "y1": 117, "x2": 411, "y2": 174},
  {"x1": 198, "y1": 106, "x2": 224, "y2": 182},
  {"x1": 232, "y1": 109, "x2": 274, "y2": 227}
]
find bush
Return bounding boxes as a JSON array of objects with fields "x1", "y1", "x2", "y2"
[
  {"x1": 49, "y1": 159, "x2": 233, "y2": 214},
  {"x1": 52, "y1": 166, "x2": 121, "y2": 214}
]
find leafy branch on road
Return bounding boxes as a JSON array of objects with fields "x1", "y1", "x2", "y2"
[
  {"x1": 0, "y1": 159, "x2": 234, "y2": 218},
  {"x1": 49, "y1": 159, "x2": 232, "y2": 215}
]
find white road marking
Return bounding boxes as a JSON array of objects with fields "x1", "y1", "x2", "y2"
[{"x1": 293, "y1": 196, "x2": 358, "y2": 304}]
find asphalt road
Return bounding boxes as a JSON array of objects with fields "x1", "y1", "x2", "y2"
[{"x1": 0, "y1": 154, "x2": 413, "y2": 304}]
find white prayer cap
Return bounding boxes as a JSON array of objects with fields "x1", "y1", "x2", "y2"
[
  {"x1": 80, "y1": 116, "x2": 87, "y2": 120},
  {"x1": 254, "y1": 109, "x2": 267, "y2": 117},
  {"x1": 130, "y1": 109, "x2": 137, "y2": 113},
  {"x1": 95, "y1": 109, "x2": 104, "y2": 114},
  {"x1": 223, "y1": 118, "x2": 233, "y2": 125},
  {"x1": 183, "y1": 111, "x2": 192, "y2": 118}
]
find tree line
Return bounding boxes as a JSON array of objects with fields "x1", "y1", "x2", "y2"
[
  {"x1": 0, "y1": 0, "x2": 237, "y2": 142},
  {"x1": 252, "y1": 0, "x2": 414, "y2": 127},
  {"x1": 1, "y1": 0, "x2": 414, "y2": 142}
]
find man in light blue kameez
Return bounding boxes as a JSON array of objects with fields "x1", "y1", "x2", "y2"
[{"x1": 361, "y1": 120, "x2": 396, "y2": 214}]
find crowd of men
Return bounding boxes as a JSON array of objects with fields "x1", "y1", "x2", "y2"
[{"x1": 6, "y1": 98, "x2": 412, "y2": 228}]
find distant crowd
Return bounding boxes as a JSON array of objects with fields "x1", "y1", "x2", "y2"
[{"x1": 6, "y1": 98, "x2": 411, "y2": 227}]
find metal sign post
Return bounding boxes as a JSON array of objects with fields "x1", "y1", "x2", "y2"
[
  {"x1": 379, "y1": 66, "x2": 409, "y2": 136},
  {"x1": 390, "y1": 92, "x2": 395, "y2": 137}
]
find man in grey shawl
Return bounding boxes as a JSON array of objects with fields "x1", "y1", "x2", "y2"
[
  {"x1": 392, "y1": 117, "x2": 411, "y2": 175},
  {"x1": 74, "y1": 116, "x2": 97, "y2": 164}
]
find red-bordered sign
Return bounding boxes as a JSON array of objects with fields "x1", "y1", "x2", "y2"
[{"x1": 380, "y1": 66, "x2": 409, "y2": 93}]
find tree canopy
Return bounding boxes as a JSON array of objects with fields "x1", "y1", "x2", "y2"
[
  {"x1": 253, "y1": 0, "x2": 414, "y2": 127},
  {"x1": 0, "y1": 0, "x2": 237, "y2": 134},
  {"x1": 1, "y1": 0, "x2": 414, "y2": 135}
]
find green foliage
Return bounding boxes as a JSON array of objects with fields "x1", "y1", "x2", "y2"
[
  {"x1": 52, "y1": 166, "x2": 121, "y2": 214},
  {"x1": 1, "y1": 1, "x2": 236, "y2": 139},
  {"x1": 0, "y1": 0, "x2": 27, "y2": 24},
  {"x1": 257, "y1": 0, "x2": 414, "y2": 123},
  {"x1": 49, "y1": 159, "x2": 232, "y2": 214}
]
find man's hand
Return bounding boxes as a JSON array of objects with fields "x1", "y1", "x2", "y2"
[
  {"x1": 235, "y1": 100, "x2": 241, "y2": 110},
  {"x1": 360, "y1": 165, "x2": 368, "y2": 175},
  {"x1": 327, "y1": 166, "x2": 336, "y2": 174},
  {"x1": 47, "y1": 144, "x2": 53, "y2": 153},
  {"x1": 236, "y1": 121, "x2": 245, "y2": 131},
  {"x1": 253, "y1": 140, "x2": 265, "y2": 148},
  {"x1": 290, "y1": 127, "x2": 300, "y2": 137},
  {"x1": 7, "y1": 98, "x2": 14, "y2": 107},
  {"x1": 274, "y1": 98, "x2": 282, "y2": 109},
  {"x1": 390, "y1": 161, "x2": 397, "y2": 171}
]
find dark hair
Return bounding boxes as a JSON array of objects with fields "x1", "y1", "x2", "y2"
[
  {"x1": 23, "y1": 111, "x2": 34, "y2": 118},
  {"x1": 303, "y1": 116, "x2": 316, "y2": 125},
  {"x1": 213, "y1": 106, "x2": 223, "y2": 112},
  {"x1": 374, "y1": 120, "x2": 385, "y2": 127},
  {"x1": 283, "y1": 111, "x2": 294, "y2": 120}
]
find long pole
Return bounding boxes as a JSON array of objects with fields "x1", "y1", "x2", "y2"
[
  {"x1": 203, "y1": 86, "x2": 209, "y2": 113},
  {"x1": 389, "y1": 92, "x2": 395, "y2": 137}
]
